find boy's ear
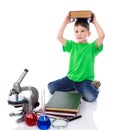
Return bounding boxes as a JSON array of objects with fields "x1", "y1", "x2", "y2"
[{"x1": 88, "y1": 32, "x2": 91, "y2": 37}]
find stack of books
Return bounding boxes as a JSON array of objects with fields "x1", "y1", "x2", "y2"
[{"x1": 37, "y1": 91, "x2": 82, "y2": 120}]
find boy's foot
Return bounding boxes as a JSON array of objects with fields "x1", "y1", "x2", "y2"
[{"x1": 91, "y1": 80, "x2": 101, "y2": 89}]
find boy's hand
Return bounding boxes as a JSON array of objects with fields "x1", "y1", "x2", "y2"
[
  {"x1": 91, "y1": 13, "x2": 97, "y2": 24},
  {"x1": 64, "y1": 12, "x2": 74, "y2": 24}
]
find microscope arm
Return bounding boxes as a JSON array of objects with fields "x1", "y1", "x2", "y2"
[{"x1": 21, "y1": 86, "x2": 39, "y2": 108}]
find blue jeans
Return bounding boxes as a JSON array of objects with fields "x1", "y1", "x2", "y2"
[{"x1": 48, "y1": 76, "x2": 99, "y2": 102}]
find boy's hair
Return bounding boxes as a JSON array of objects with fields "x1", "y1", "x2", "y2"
[{"x1": 74, "y1": 18, "x2": 90, "y2": 31}]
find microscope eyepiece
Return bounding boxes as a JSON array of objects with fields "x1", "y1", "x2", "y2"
[{"x1": 24, "y1": 69, "x2": 28, "y2": 72}]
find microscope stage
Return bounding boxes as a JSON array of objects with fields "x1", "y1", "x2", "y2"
[{"x1": 8, "y1": 94, "x2": 27, "y2": 105}]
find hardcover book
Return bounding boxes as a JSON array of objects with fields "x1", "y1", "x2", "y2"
[
  {"x1": 37, "y1": 111, "x2": 75, "y2": 120},
  {"x1": 70, "y1": 10, "x2": 92, "y2": 19},
  {"x1": 37, "y1": 108, "x2": 77, "y2": 116},
  {"x1": 45, "y1": 91, "x2": 82, "y2": 112}
]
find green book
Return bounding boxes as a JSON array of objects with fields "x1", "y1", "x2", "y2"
[{"x1": 45, "y1": 91, "x2": 82, "y2": 112}]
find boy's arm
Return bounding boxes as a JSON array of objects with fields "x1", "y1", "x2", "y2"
[
  {"x1": 92, "y1": 13, "x2": 105, "y2": 48},
  {"x1": 57, "y1": 13, "x2": 73, "y2": 46}
]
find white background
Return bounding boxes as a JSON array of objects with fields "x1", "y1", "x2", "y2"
[{"x1": 0, "y1": 0, "x2": 113, "y2": 130}]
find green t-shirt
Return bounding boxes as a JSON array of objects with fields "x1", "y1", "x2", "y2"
[{"x1": 63, "y1": 40, "x2": 103, "y2": 82}]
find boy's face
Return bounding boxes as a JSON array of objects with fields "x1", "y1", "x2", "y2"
[{"x1": 74, "y1": 25, "x2": 91, "y2": 43}]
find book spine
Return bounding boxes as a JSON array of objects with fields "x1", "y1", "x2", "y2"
[
  {"x1": 45, "y1": 111, "x2": 77, "y2": 116},
  {"x1": 45, "y1": 107, "x2": 79, "y2": 112},
  {"x1": 46, "y1": 109, "x2": 77, "y2": 114},
  {"x1": 37, "y1": 108, "x2": 77, "y2": 116},
  {"x1": 37, "y1": 112, "x2": 75, "y2": 120},
  {"x1": 70, "y1": 10, "x2": 92, "y2": 18}
]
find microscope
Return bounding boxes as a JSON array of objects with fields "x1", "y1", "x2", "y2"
[{"x1": 8, "y1": 69, "x2": 39, "y2": 123}]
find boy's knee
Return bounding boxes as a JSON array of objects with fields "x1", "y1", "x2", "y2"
[
  {"x1": 83, "y1": 94, "x2": 98, "y2": 102},
  {"x1": 83, "y1": 97, "x2": 97, "y2": 102}
]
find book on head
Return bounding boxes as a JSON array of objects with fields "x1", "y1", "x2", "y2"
[
  {"x1": 45, "y1": 91, "x2": 82, "y2": 113},
  {"x1": 69, "y1": 10, "x2": 92, "y2": 19}
]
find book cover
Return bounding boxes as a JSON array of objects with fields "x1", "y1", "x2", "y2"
[
  {"x1": 45, "y1": 91, "x2": 82, "y2": 112},
  {"x1": 70, "y1": 10, "x2": 92, "y2": 19}
]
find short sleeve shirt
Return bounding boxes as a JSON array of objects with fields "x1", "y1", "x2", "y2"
[{"x1": 63, "y1": 40, "x2": 103, "y2": 82}]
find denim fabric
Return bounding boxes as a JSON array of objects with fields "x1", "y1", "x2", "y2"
[{"x1": 48, "y1": 76, "x2": 99, "y2": 102}]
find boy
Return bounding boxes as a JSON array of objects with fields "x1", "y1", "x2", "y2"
[{"x1": 48, "y1": 12, "x2": 105, "y2": 102}]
